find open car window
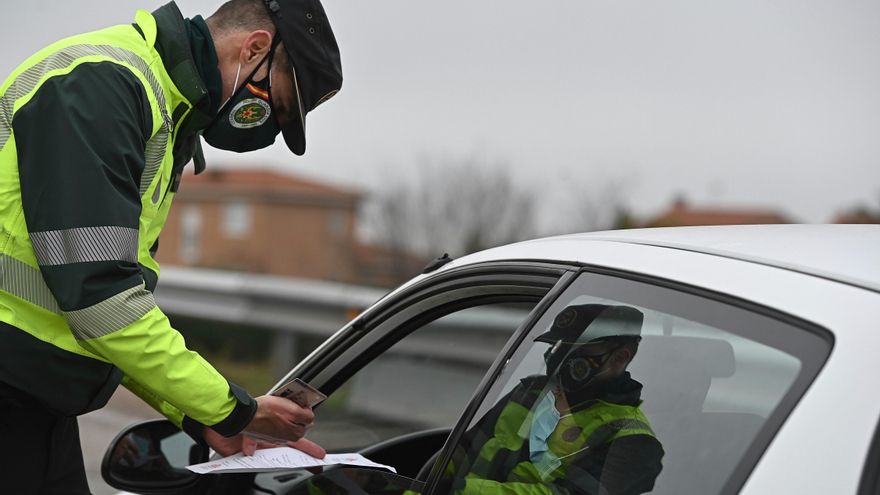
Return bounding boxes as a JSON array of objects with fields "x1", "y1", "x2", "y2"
[
  {"x1": 435, "y1": 271, "x2": 831, "y2": 495},
  {"x1": 308, "y1": 301, "x2": 538, "y2": 454},
  {"x1": 276, "y1": 264, "x2": 572, "y2": 481}
]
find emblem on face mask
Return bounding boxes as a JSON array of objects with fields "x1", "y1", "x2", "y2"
[
  {"x1": 568, "y1": 357, "x2": 591, "y2": 381},
  {"x1": 229, "y1": 98, "x2": 272, "y2": 129}
]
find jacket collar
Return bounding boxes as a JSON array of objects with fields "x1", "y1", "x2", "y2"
[
  {"x1": 150, "y1": 1, "x2": 212, "y2": 172},
  {"x1": 570, "y1": 372, "x2": 644, "y2": 412}
]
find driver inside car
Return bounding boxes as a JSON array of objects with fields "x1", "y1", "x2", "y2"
[{"x1": 446, "y1": 304, "x2": 664, "y2": 495}]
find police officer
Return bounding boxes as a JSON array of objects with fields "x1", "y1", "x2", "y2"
[
  {"x1": 0, "y1": 0, "x2": 342, "y2": 492},
  {"x1": 453, "y1": 304, "x2": 664, "y2": 495}
]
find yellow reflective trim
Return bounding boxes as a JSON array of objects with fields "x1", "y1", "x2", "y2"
[
  {"x1": 64, "y1": 283, "x2": 156, "y2": 340},
  {"x1": 0, "y1": 40, "x2": 172, "y2": 195},
  {"x1": 0, "y1": 254, "x2": 60, "y2": 314},
  {"x1": 31, "y1": 226, "x2": 139, "y2": 266}
]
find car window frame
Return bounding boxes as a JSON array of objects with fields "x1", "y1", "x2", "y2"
[
  {"x1": 858, "y1": 416, "x2": 880, "y2": 495},
  {"x1": 422, "y1": 263, "x2": 834, "y2": 495},
  {"x1": 278, "y1": 261, "x2": 576, "y2": 425}
]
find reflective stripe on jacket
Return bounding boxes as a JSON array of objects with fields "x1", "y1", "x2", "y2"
[{"x1": 0, "y1": 4, "x2": 254, "y2": 438}]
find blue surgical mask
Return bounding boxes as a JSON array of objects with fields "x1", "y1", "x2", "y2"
[{"x1": 529, "y1": 389, "x2": 560, "y2": 463}]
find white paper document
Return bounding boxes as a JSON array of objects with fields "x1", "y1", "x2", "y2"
[{"x1": 187, "y1": 447, "x2": 397, "y2": 474}]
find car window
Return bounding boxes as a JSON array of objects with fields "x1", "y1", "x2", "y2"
[
  {"x1": 437, "y1": 271, "x2": 830, "y2": 495},
  {"x1": 307, "y1": 301, "x2": 538, "y2": 452}
]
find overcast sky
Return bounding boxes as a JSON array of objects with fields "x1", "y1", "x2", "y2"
[{"x1": 3, "y1": 0, "x2": 879, "y2": 225}]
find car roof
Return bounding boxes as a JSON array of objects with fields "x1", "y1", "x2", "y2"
[{"x1": 456, "y1": 224, "x2": 880, "y2": 293}]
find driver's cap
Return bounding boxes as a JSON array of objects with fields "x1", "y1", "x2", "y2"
[{"x1": 536, "y1": 304, "x2": 643, "y2": 345}]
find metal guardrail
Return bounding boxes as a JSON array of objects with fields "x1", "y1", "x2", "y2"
[
  {"x1": 155, "y1": 266, "x2": 388, "y2": 336},
  {"x1": 154, "y1": 266, "x2": 526, "y2": 380}
]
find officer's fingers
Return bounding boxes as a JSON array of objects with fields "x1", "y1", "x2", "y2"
[
  {"x1": 253, "y1": 395, "x2": 313, "y2": 441},
  {"x1": 273, "y1": 399, "x2": 314, "y2": 429},
  {"x1": 284, "y1": 423, "x2": 307, "y2": 442},
  {"x1": 258, "y1": 395, "x2": 312, "y2": 423},
  {"x1": 205, "y1": 429, "x2": 245, "y2": 457},
  {"x1": 245, "y1": 431, "x2": 287, "y2": 445},
  {"x1": 288, "y1": 403, "x2": 315, "y2": 426},
  {"x1": 242, "y1": 434, "x2": 258, "y2": 456},
  {"x1": 288, "y1": 438, "x2": 326, "y2": 459}
]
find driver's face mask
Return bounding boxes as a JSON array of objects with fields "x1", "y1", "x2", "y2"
[
  {"x1": 203, "y1": 41, "x2": 282, "y2": 152},
  {"x1": 529, "y1": 388, "x2": 561, "y2": 463}
]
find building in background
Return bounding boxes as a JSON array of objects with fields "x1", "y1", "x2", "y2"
[
  {"x1": 162, "y1": 172, "x2": 874, "y2": 287},
  {"x1": 642, "y1": 197, "x2": 790, "y2": 227},
  {"x1": 832, "y1": 206, "x2": 880, "y2": 224},
  {"x1": 158, "y1": 168, "x2": 364, "y2": 283}
]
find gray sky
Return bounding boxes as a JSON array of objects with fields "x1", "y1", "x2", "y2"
[{"x1": 3, "y1": 0, "x2": 879, "y2": 225}]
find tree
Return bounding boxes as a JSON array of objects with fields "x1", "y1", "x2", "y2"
[
  {"x1": 363, "y1": 154, "x2": 537, "y2": 261},
  {"x1": 545, "y1": 174, "x2": 635, "y2": 234}
]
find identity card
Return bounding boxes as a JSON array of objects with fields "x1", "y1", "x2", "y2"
[{"x1": 271, "y1": 378, "x2": 327, "y2": 408}]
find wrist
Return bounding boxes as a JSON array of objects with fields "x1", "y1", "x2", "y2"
[{"x1": 210, "y1": 381, "x2": 257, "y2": 437}]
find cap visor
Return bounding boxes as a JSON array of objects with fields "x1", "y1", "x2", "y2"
[
  {"x1": 281, "y1": 117, "x2": 306, "y2": 155},
  {"x1": 280, "y1": 61, "x2": 307, "y2": 155}
]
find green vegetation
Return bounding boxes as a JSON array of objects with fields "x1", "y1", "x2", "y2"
[
  {"x1": 170, "y1": 314, "x2": 325, "y2": 395},
  {"x1": 203, "y1": 353, "x2": 274, "y2": 394}
]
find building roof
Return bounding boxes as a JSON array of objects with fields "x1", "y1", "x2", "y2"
[
  {"x1": 832, "y1": 208, "x2": 880, "y2": 224},
  {"x1": 643, "y1": 198, "x2": 790, "y2": 227},
  {"x1": 178, "y1": 167, "x2": 361, "y2": 206}
]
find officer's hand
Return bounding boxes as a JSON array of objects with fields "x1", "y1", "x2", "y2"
[
  {"x1": 242, "y1": 395, "x2": 325, "y2": 458},
  {"x1": 203, "y1": 428, "x2": 274, "y2": 457},
  {"x1": 203, "y1": 428, "x2": 325, "y2": 458}
]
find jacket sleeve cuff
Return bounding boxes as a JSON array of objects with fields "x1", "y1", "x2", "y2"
[{"x1": 182, "y1": 381, "x2": 257, "y2": 440}]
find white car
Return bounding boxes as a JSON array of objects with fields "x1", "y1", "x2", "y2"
[{"x1": 103, "y1": 224, "x2": 880, "y2": 494}]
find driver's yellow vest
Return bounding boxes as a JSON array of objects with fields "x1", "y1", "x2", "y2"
[{"x1": 453, "y1": 391, "x2": 656, "y2": 495}]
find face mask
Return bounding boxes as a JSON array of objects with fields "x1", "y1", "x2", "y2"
[
  {"x1": 528, "y1": 387, "x2": 569, "y2": 479},
  {"x1": 203, "y1": 46, "x2": 282, "y2": 152},
  {"x1": 529, "y1": 389, "x2": 560, "y2": 463}
]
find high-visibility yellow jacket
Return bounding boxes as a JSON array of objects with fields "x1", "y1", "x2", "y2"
[
  {"x1": 0, "y1": 2, "x2": 255, "y2": 438},
  {"x1": 454, "y1": 375, "x2": 663, "y2": 495}
]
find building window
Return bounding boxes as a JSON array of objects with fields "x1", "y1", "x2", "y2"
[
  {"x1": 223, "y1": 201, "x2": 252, "y2": 239},
  {"x1": 180, "y1": 205, "x2": 202, "y2": 263}
]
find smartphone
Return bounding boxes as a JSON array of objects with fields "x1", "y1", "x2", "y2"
[{"x1": 271, "y1": 377, "x2": 327, "y2": 408}]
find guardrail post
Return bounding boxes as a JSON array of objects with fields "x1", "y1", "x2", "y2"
[{"x1": 271, "y1": 331, "x2": 298, "y2": 383}]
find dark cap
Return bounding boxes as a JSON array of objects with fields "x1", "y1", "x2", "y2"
[
  {"x1": 264, "y1": 0, "x2": 342, "y2": 155},
  {"x1": 536, "y1": 304, "x2": 644, "y2": 345}
]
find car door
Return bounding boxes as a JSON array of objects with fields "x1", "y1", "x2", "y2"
[
  {"x1": 251, "y1": 262, "x2": 576, "y2": 494},
  {"x1": 423, "y1": 267, "x2": 832, "y2": 495}
]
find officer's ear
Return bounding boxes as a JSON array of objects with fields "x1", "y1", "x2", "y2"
[{"x1": 239, "y1": 30, "x2": 274, "y2": 66}]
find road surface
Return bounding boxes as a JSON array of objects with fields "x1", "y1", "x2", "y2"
[{"x1": 80, "y1": 388, "x2": 159, "y2": 495}]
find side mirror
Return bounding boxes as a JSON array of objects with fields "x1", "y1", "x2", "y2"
[{"x1": 101, "y1": 419, "x2": 209, "y2": 494}]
